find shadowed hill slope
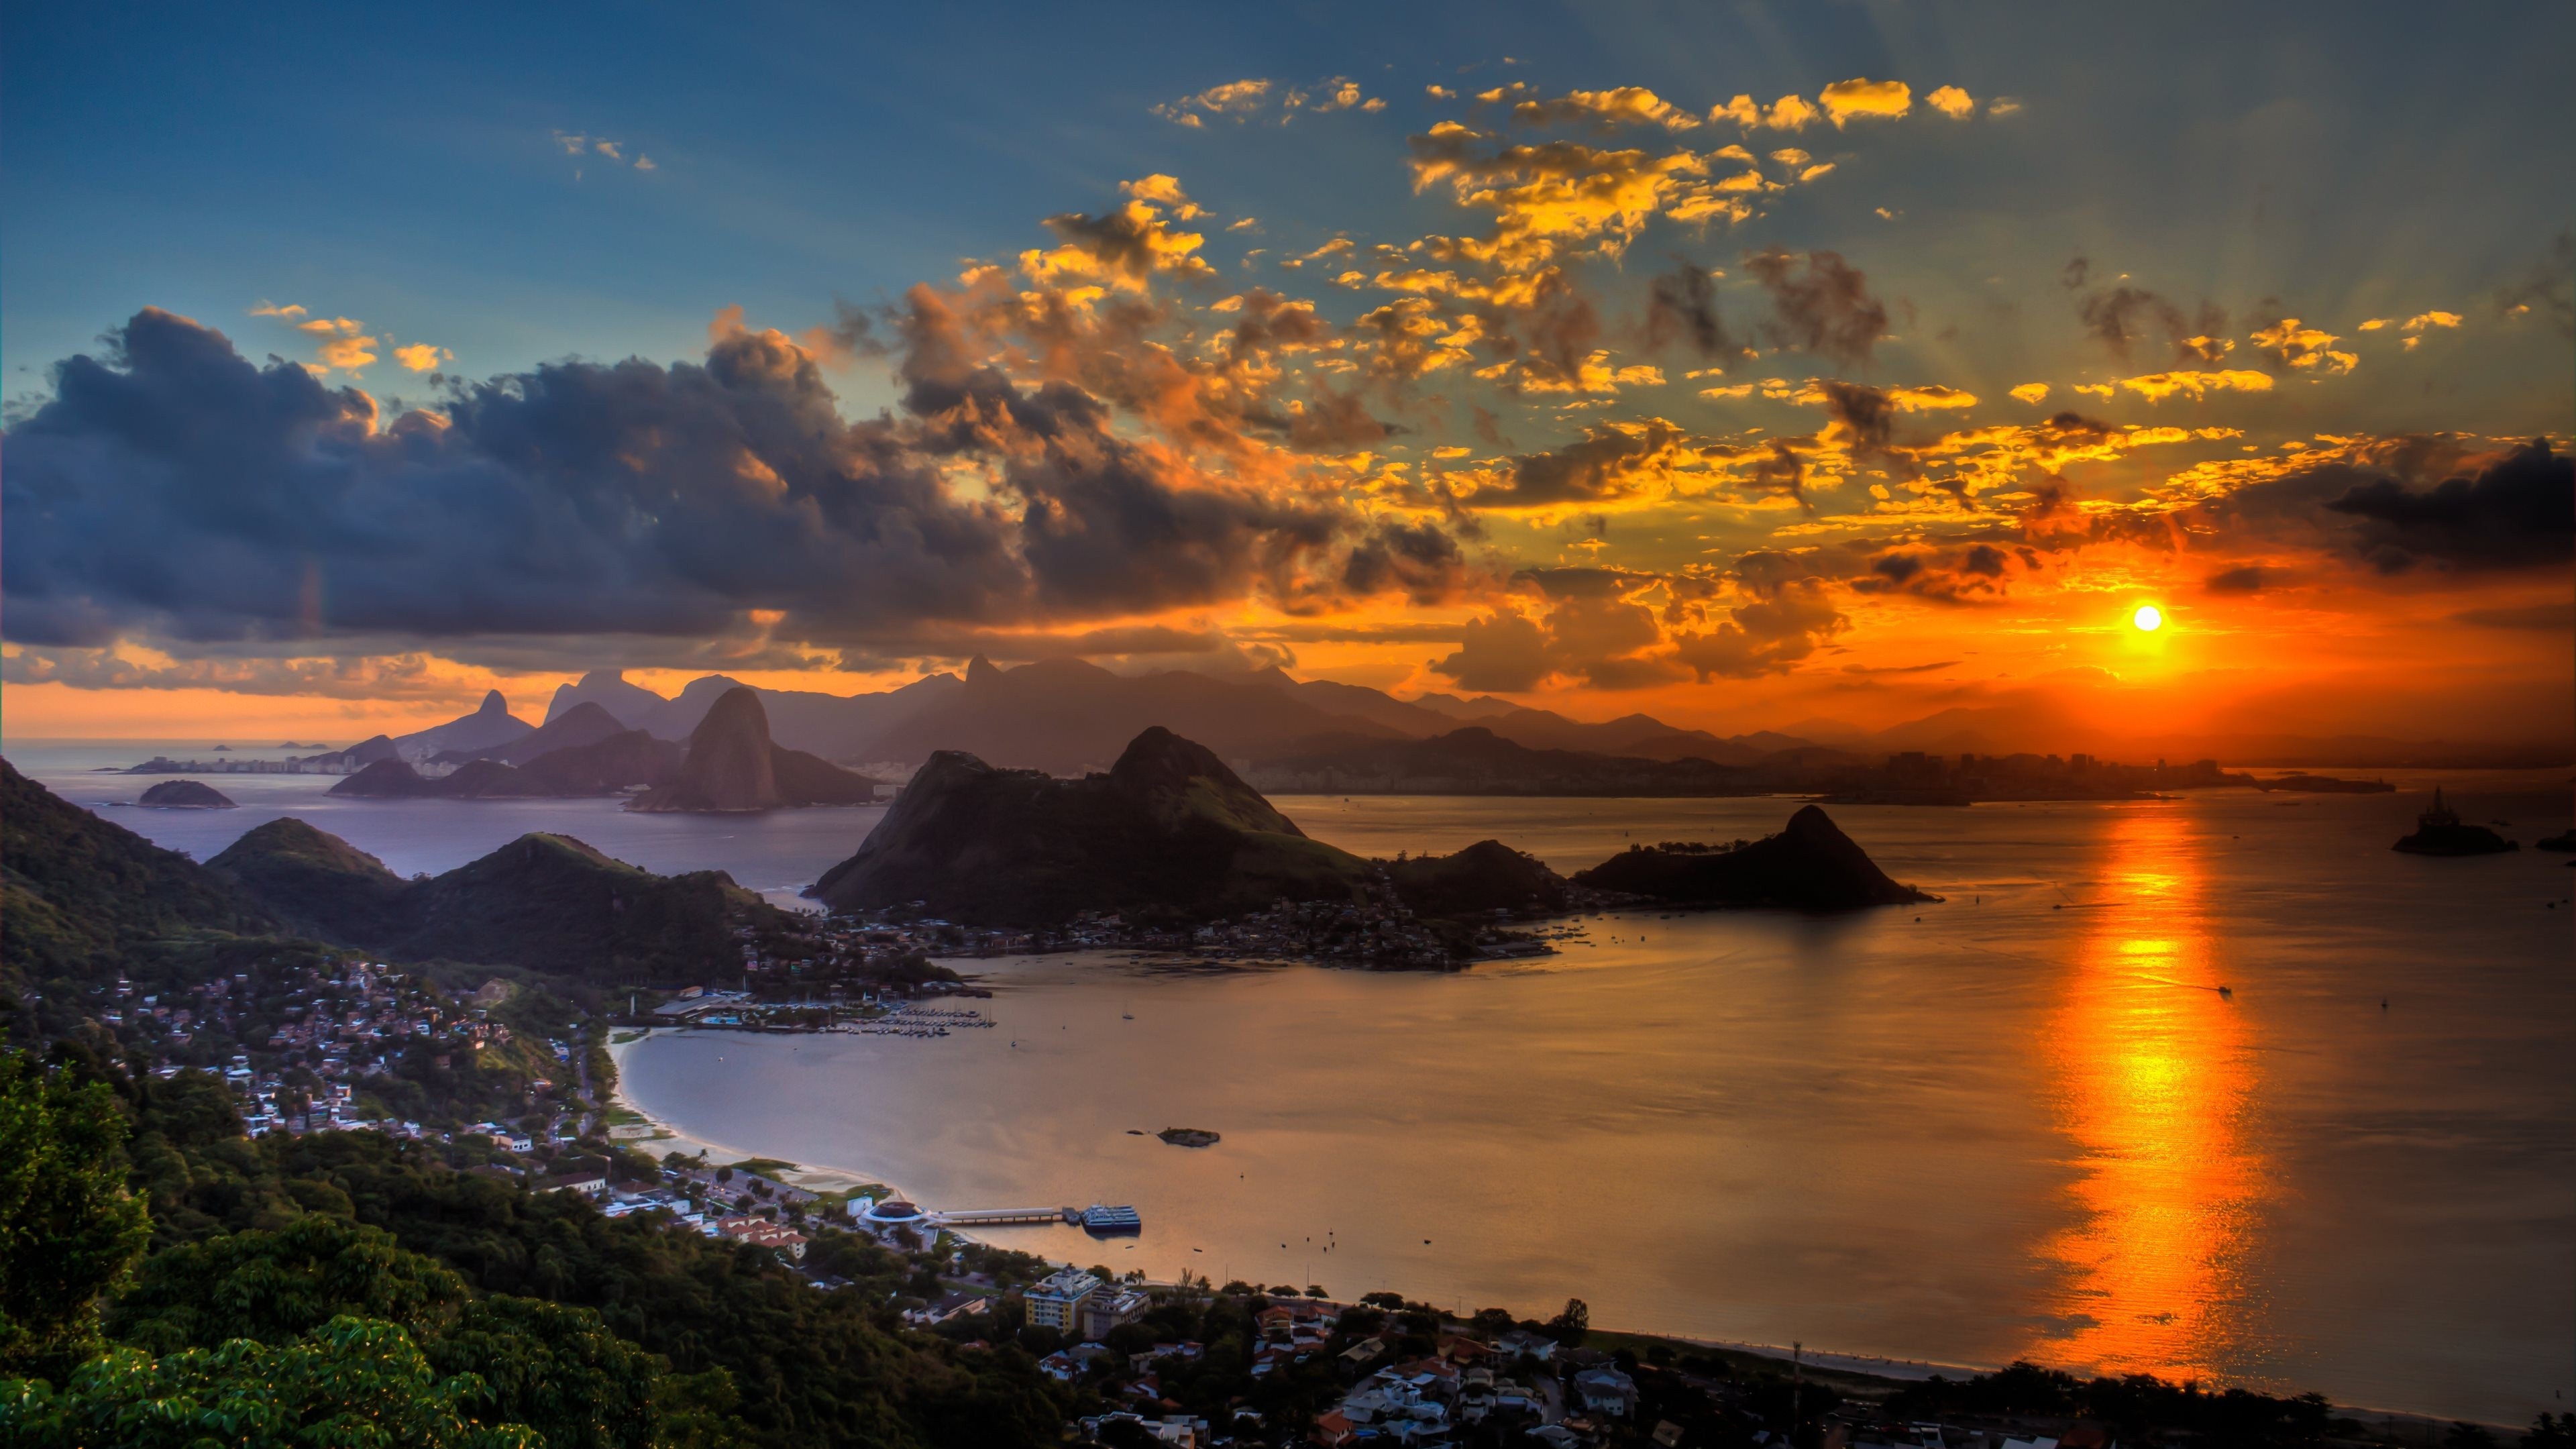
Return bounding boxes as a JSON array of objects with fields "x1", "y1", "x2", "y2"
[
  {"x1": 630, "y1": 688, "x2": 879, "y2": 812},
  {"x1": 1572, "y1": 805, "x2": 1931, "y2": 910},
  {"x1": 2, "y1": 759, "x2": 275, "y2": 987},
  {"x1": 812, "y1": 727, "x2": 1370, "y2": 924}
]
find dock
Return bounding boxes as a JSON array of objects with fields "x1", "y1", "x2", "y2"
[{"x1": 930, "y1": 1203, "x2": 1144, "y2": 1233}]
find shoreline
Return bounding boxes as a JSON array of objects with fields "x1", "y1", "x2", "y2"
[{"x1": 606, "y1": 1027, "x2": 2528, "y2": 1428}]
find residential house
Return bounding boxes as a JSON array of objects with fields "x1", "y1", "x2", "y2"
[{"x1": 1574, "y1": 1366, "x2": 1640, "y2": 1418}]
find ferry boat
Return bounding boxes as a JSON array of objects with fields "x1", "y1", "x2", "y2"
[{"x1": 1079, "y1": 1203, "x2": 1142, "y2": 1236}]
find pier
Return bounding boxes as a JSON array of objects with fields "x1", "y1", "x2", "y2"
[
  {"x1": 928, "y1": 1203, "x2": 1144, "y2": 1233},
  {"x1": 937, "y1": 1206, "x2": 1082, "y2": 1227}
]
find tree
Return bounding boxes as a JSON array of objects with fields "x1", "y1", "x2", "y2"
[
  {"x1": 426, "y1": 1295, "x2": 661, "y2": 1449},
  {"x1": 108, "y1": 1214, "x2": 469, "y2": 1354},
  {"x1": 0, "y1": 1051, "x2": 151, "y2": 1379},
  {"x1": 1548, "y1": 1297, "x2": 1590, "y2": 1344},
  {"x1": 0, "y1": 1315, "x2": 539, "y2": 1448}
]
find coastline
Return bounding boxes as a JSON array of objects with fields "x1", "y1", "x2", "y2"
[
  {"x1": 605, "y1": 1028, "x2": 900, "y2": 1198},
  {"x1": 600, "y1": 1027, "x2": 2530, "y2": 1428}
]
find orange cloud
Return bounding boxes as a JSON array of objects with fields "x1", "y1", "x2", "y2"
[
  {"x1": 1818, "y1": 78, "x2": 1912, "y2": 127},
  {"x1": 1925, "y1": 85, "x2": 1976, "y2": 119}
]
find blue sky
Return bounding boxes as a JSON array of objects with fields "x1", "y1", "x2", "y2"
[
  {"x1": 11, "y1": 3, "x2": 2565, "y2": 413},
  {"x1": 3, "y1": 3, "x2": 2569, "y2": 746}
]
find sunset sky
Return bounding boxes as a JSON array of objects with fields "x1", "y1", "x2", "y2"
[{"x1": 4, "y1": 5, "x2": 2569, "y2": 752}]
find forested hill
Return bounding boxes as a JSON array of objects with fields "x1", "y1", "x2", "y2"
[{"x1": 1, "y1": 758, "x2": 275, "y2": 991}]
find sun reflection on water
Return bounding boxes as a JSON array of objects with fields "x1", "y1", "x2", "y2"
[{"x1": 2036, "y1": 808, "x2": 2270, "y2": 1381}]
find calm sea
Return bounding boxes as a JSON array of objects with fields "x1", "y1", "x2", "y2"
[{"x1": 12, "y1": 740, "x2": 2572, "y2": 1421}]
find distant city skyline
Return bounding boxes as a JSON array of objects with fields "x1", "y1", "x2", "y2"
[{"x1": 4, "y1": 5, "x2": 2569, "y2": 751}]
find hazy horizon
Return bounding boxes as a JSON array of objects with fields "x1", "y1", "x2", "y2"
[{"x1": 4, "y1": 8, "x2": 2569, "y2": 751}]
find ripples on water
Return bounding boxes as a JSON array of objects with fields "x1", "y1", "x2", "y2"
[{"x1": 15, "y1": 741, "x2": 2571, "y2": 1421}]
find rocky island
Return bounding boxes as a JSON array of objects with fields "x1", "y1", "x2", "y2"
[
  {"x1": 2392, "y1": 788, "x2": 2518, "y2": 856},
  {"x1": 136, "y1": 779, "x2": 235, "y2": 808},
  {"x1": 811, "y1": 725, "x2": 1564, "y2": 930},
  {"x1": 1158, "y1": 1128, "x2": 1222, "y2": 1148},
  {"x1": 1572, "y1": 804, "x2": 1935, "y2": 910}
]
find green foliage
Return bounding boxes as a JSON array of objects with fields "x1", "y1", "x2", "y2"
[
  {"x1": 0, "y1": 1315, "x2": 540, "y2": 1448},
  {"x1": 1886, "y1": 1361, "x2": 2339, "y2": 1445},
  {"x1": 213, "y1": 822, "x2": 779, "y2": 985},
  {"x1": 108, "y1": 1214, "x2": 470, "y2": 1353},
  {"x1": 425, "y1": 1295, "x2": 661, "y2": 1449},
  {"x1": 0, "y1": 1052, "x2": 151, "y2": 1378},
  {"x1": 0, "y1": 759, "x2": 272, "y2": 994}
]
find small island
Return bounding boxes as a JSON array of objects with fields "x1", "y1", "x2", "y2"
[
  {"x1": 2392, "y1": 788, "x2": 2518, "y2": 856},
  {"x1": 136, "y1": 779, "x2": 236, "y2": 809},
  {"x1": 1158, "y1": 1127, "x2": 1222, "y2": 1148},
  {"x1": 1572, "y1": 804, "x2": 1935, "y2": 909}
]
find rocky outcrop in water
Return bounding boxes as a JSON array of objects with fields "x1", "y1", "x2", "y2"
[
  {"x1": 137, "y1": 780, "x2": 235, "y2": 809},
  {"x1": 1571, "y1": 805, "x2": 1932, "y2": 910}
]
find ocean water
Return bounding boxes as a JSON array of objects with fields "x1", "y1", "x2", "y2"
[
  {"x1": 12, "y1": 739, "x2": 2572, "y2": 1420},
  {"x1": 4, "y1": 739, "x2": 881, "y2": 908}
]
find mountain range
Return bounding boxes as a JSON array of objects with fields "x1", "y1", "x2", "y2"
[
  {"x1": 335, "y1": 657, "x2": 2566, "y2": 785},
  {"x1": 535, "y1": 658, "x2": 1814, "y2": 773},
  {"x1": 0, "y1": 759, "x2": 786, "y2": 996}
]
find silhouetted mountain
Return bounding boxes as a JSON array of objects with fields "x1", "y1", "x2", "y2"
[
  {"x1": 1247, "y1": 727, "x2": 1762, "y2": 796},
  {"x1": 1407, "y1": 691, "x2": 1522, "y2": 722},
  {"x1": 330, "y1": 729, "x2": 688, "y2": 800},
  {"x1": 1385, "y1": 840, "x2": 1567, "y2": 916},
  {"x1": 136, "y1": 780, "x2": 235, "y2": 808},
  {"x1": 432, "y1": 702, "x2": 628, "y2": 766},
  {"x1": 7, "y1": 763, "x2": 785, "y2": 989},
  {"x1": 545, "y1": 668, "x2": 963, "y2": 759},
  {"x1": 392, "y1": 690, "x2": 533, "y2": 761},
  {"x1": 629, "y1": 688, "x2": 880, "y2": 811},
  {"x1": 1572, "y1": 805, "x2": 1932, "y2": 910},
  {"x1": 209, "y1": 815, "x2": 783, "y2": 981},
  {"x1": 209, "y1": 818, "x2": 412, "y2": 942},
  {"x1": 859, "y1": 657, "x2": 1414, "y2": 773},
  {"x1": 329, "y1": 758, "x2": 436, "y2": 798},
  {"x1": 812, "y1": 726, "x2": 1373, "y2": 923},
  {"x1": 543, "y1": 669, "x2": 674, "y2": 731},
  {"x1": 1244, "y1": 667, "x2": 1461, "y2": 736},
  {"x1": 297, "y1": 733, "x2": 399, "y2": 771},
  {"x1": 2, "y1": 758, "x2": 273, "y2": 987},
  {"x1": 513, "y1": 729, "x2": 686, "y2": 794}
]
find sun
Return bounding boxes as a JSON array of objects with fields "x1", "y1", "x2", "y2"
[{"x1": 2132, "y1": 604, "x2": 2165, "y2": 632}]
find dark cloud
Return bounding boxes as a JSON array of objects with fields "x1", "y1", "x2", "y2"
[
  {"x1": 1743, "y1": 249, "x2": 1887, "y2": 368},
  {"x1": 2204, "y1": 564, "x2": 2278, "y2": 593},
  {"x1": 1430, "y1": 607, "x2": 1551, "y2": 691},
  {"x1": 1870, "y1": 553, "x2": 1924, "y2": 583},
  {"x1": 1644, "y1": 260, "x2": 1731, "y2": 358},
  {"x1": 2078, "y1": 286, "x2": 2184, "y2": 360},
  {"x1": 1428, "y1": 579, "x2": 1680, "y2": 692},
  {"x1": 1340, "y1": 521, "x2": 1474, "y2": 603},
  {"x1": 1672, "y1": 577, "x2": 1845, "y2": 679},
  {"x1": 1474, "y1": 421, "x2": 1682, "y2": 509},
  {"x1": 0, "y1": 305, "x2": 1446, "y2": 658},
  {"x1": 2492, "y1": 231, "x2": 2574, "y2": 339},
  {"x1": 2060, "y1": 256, "x2": 2090, "y2": 290},
  {"x1": 1818, "y1": 380, "x2": 1922, "y2": 484},
  {"x1": 2324, "y1": 439, "x2": 2573, "y2": 574},
  {"x1": 2451, "y1": 603, "x2": 2570, "y2": 631}
]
